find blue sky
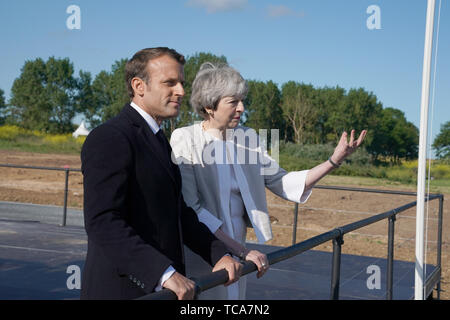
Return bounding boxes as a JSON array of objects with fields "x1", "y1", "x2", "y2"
[{"x1": 0, "y1": 0, "x2": 448, "y2": 149}]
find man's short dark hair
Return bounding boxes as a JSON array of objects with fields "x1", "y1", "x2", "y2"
[{"x1": 125, "y1": 47, "x2": 185, "y2": 98}]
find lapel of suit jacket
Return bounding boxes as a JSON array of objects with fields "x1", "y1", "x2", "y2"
[{"x1": 122, "y1": 104, "x2": 177, "y2": 186}]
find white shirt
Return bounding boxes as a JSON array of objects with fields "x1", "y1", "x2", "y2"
[{"x1": 130, "y1": 101, "x2": 161, "y2": 134}]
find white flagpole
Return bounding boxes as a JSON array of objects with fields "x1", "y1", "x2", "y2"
[{"x1": 415, "y1": 0, "x2": 436, "y2": 300}]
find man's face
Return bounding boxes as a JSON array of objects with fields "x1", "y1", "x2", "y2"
[{"x1": 141, "y1": 55, "x2": 185, "y2": 124}]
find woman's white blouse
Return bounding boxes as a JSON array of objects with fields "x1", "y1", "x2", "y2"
[{"x1": 170, "y1": 123, "x2": 312, "y2": 243}]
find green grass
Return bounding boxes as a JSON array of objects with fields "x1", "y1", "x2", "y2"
[
  {"x1": 318, "y1": 174, "x2": 450, "y2": 195},
  {"x1": 278, "y1": 147, "x2": 450, "y2": 195}
]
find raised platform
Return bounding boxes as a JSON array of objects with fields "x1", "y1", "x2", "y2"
[
  {"x1": 0, "y1": 202, "x2": 440, "y2": 300},
  {"x1": 245, "y1": 243, "x2": 437, "y2": 300}
]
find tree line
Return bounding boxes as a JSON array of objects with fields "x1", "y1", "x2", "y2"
[{"x1": 0, "y1": 54, "x2": 447, "y2": 161}]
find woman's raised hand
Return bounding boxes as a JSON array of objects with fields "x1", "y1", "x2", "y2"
[{"x1": 331, "y1": 129, "x2": 367, "y2": 164}]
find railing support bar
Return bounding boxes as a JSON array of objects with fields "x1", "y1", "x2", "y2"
[
  {"x1": 61, "y1": 168, "x2": 69, "y2": 227},
  {"x1": 386, "y1": 214, "x2": 396, "y2": 300},
  {"x1": 292, "y1": 203, "x2": 299, "y2": 245},
  {"x1": 436, "y1": 195, "x2": 444, "y2": 299},
  {"x1": 330, "y1": 232, "x2": 344, "y2": 300}
]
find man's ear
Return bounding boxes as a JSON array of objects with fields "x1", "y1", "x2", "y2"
[{"x1": 131, "y1": 77, "x2": 145, "y2": 97}]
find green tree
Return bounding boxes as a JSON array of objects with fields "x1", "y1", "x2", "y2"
[
  {"x1": 9, "y1": 57, "x2": 78, "y2": 133},
  {"x1": 325, "y1": 88, "x2": 382, "y2": 149},
  {"x1": 91, "y1": 59, "x2": 130, "y2": 124},
  {"x1": 315, "y1": 86, "x2": 346, "y2": 143},
  {"x1": 0, "y1": 89, "x2": 6, "y2": 124},
  {"x1": 281, "y1": 81, "x2": 318, "y2": 144},
  {"x1": 433, "y1": 121, "x2": 450, "y2": 159},
  {"x1": 368, "y1": 107, "x2": 418, "y2": 162},
  {"x1": 75, "y1": 71, "x2": 102, "y2": 129},
  {"x1": 244, "y1": 80, "x2": 285, "y2": 141}
]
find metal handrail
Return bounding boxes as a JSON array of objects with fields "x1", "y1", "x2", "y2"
[
  {"x1": 0, "y1": 163, "x2": 81, "y2": 172},
  {"x1": 290, "y1": 184, "x2": 442, "y2": 244},
  {"x1": 313, "y1": 185, "x2": 419, "y2": 196},
  {"x1": 0, "y1": 163, "x2": 81, "y2": 226},
  {"x1": 139, "y1": 193, "x2": 444, "y2": 300},
  {"x1": 139, "y1": 228, "x2": 342, "y2": 300}
]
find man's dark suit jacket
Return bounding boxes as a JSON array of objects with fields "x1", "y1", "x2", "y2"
[{"x1": 80, "y1": 104, "x2": 229, "y2": 299}]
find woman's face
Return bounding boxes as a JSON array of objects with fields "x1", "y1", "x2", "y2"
[{"x1": 207, "y1": 96, "x2": 244, "y2": 130}]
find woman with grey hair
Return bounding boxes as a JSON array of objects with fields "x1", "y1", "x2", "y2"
[{"x1": 170, "y1": 62, "x2": 366, "y2": 299}]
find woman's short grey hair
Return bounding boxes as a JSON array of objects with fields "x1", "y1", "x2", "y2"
[{"x1": 190, "y1": 62, "x2": 248, "y2": 118}]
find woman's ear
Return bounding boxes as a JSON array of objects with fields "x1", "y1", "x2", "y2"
[{"x1": 204, "y1": 107, "x2": 214, "y2": 118}]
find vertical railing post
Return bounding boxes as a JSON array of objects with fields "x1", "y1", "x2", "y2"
[
  {"x1": 61, "y1": 167, "x2": 69, "y2": 227},
  {"x1": 330, "y1": 233, "x2": 344, "y2": 300},
  {"x1": 386, "y1": 215, "x2": 396, "y2": 300},
  {"x1": 436, "y1": 195, "x2": 444, "y2": 299},
  {"x1": 292, "y1": 203, "x2": 299, "y2": 245}
]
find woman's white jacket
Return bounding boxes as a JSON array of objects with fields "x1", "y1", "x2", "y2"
[{"x1": 170, "y1": 123, "x2": 311, "y2": 243}]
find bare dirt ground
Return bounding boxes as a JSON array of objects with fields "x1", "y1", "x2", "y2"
[{"x1": 0, "y1": 149, "x2": 448, "y2": 299}]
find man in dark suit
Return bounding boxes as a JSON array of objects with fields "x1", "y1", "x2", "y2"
[{"x1": 80, "y1": 47, "x2": 242, "y2": 300}]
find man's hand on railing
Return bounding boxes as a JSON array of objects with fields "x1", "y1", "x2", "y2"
[
  {"x1": 162, "y1": 271, "x2": 196, "y2": 300},
  {"x1": 212, "y1": 255, "x2": 243, "y2": 286}
]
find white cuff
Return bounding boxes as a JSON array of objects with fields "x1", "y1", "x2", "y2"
[
  {"x1": 155, "y1": 265, "x2": 176, "y2": 292},
  {"x1": 280, "y1": 170, "x2": 312, "y2": 203},
  {"x1": 197, "y1": 207, "x2": 223, "y2": 233},
  {"x1": 300, "y1": 187, "x2": 312, "y2": 203}
]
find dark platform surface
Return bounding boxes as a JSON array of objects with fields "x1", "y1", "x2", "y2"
[{"x1": 0, "y1": 218, "x2": 437, "y2": 300}]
